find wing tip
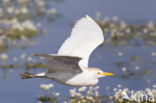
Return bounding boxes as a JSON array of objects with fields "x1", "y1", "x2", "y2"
[
  {"x1": 77, "y1": 15, "x2": 94, "y2": 24},
  {"x1": 85, "y1": 14, "x2": 93, "y2": 20},
  {"x1": 33, "y1": 53, "x2": 48, "y2": 57},
  {"x1": 73, "y1": 15, "x2": 96, "y2": 29},
  {"x1": 33, "y1": 53, "x2": 42, "y2": 56}
]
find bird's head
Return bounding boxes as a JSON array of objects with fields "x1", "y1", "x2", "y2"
[{"x1": 88, "y1": 68, "x2": 115, "y2": 78}]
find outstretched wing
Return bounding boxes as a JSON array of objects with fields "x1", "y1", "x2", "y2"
[
  {"x1": 58, "y1": 15, "x2": 104, "y2": 67},
  {"x1": 34, "y1": 53, "x2": 82, "y2": 82}
]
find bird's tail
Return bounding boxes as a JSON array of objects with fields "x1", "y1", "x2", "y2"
[{"x1": 20, "y1": 72, "x2": 36, "y2": 79}]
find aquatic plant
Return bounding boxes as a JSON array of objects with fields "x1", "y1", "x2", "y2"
[
  {"x1": 38, "y1": 83, "x2": 156, "y2": 103},
  {"x1": 0, "y1": 0, "x2": 58, "y2": 52},
  {"x1": 95, "y1": 14, "x2": 156, "y2": 47}
]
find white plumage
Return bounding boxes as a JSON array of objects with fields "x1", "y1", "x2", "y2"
[
  {"x1": 58, "y1": 15, "x2": 104, "y2": 67},
  {"x1": 21, "y1": 15, "x2": 114, "y2": 87}
]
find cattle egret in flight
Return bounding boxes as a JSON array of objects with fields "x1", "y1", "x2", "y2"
[{"x1": 21, "y1": 15, "x2": 114, "y2": 86}]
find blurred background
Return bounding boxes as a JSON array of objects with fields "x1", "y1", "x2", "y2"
[{"x1": 0, "y1": 0, "x2": 156, "y2": 103}]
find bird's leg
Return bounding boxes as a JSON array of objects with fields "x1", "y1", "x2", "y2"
[
  {"x1": 20, "y1": 72, "x2": 45, "y2": 79},
  {"x1": 20, "y1": 72, "x2": 36, "y2": 79}
]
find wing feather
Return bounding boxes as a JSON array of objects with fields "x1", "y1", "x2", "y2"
[
  {"x1": 58, "y1": 15, "x2": 104, "y2": 67},
  {"x1": 34, "y1": 53, "x2": 82, "y2": 73},
  {"x1": 34, "y1": 53, "x2": 83, "y2": 83}
]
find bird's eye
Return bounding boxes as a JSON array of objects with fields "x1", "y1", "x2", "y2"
[{"x1": 97, "y1": 72, "x2": 100, "y2": 75}]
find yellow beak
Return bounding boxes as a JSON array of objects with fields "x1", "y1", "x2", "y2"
[{"x1": 99, "y1": 72, "x2": 115, "y2": 76}]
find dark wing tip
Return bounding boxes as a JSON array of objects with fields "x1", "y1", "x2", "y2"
[
  {"x1": 33, "y1": 53, "x2": 82, "y2": 59},
  {"x1": 33, "y1": 53, "x2": 42, "y2": 56},
  {"x1": 33, "y1": 53, "x2": 48, "y2": 57}
]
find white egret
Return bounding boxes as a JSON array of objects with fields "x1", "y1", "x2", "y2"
[{"x1": 21, "y1": 15, "x2": 115, "y2": 86}]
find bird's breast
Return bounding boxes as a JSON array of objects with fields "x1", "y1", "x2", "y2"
[{"x1": 65, "y1": 72, "x2": 98, "y2": 86}]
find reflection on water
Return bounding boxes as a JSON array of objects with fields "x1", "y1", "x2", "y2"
[{"x1": 0, "y1": 0, "x2": 156, "y2": 103}]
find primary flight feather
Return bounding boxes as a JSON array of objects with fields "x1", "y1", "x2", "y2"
[{"x1": 58, "y1": 15, "x2": 104, "y2": 67}]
